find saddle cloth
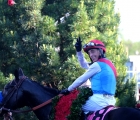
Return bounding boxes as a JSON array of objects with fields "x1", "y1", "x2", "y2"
[{"x1": 87, "y1": 105, "x2": 115, "y2": 120}]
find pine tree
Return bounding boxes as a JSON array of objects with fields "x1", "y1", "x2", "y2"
[
  {"x1": 0, "y1": 1, "x2": 137, "y2": 119},
  {"x1": 0, "y1": 71, "x2": 7, "y2": 89},
  {"x1": 0, "y1": 0, "x2": 62, "y2": 83}
]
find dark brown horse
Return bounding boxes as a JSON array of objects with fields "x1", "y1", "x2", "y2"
[
  {"x1": 0, "y1": 68, "x2": 60, "y2": 120},
  {"x1": 0, "y1": 68, "x2": 140, "y2": 120}
]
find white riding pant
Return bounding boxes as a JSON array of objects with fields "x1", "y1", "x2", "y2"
[{"x1": 82, "y1": 94, "x2": 116, "y2": 113}]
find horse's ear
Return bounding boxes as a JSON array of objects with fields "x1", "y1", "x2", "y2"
[
  {"x1": 14, "y1": 69, "x2": 19, "y2": 80},
  {"x1": 18, "y1": 68, "x2": 25, "y2": 77},
  {"x1": 14, "y1": 68, "x2": 25, "y2": 81}
]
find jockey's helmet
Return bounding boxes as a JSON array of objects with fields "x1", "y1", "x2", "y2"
[{"x1": 83, "y1": 39, "x2": 106, "y2": 53}]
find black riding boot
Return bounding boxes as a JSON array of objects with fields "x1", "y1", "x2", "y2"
[{"x1": 80, "y1": 111, "x2": 88, "y2": 120}]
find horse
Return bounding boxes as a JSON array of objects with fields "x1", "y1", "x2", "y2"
[
  {"x1": 0, "y1": 68, "x2": 140, "y2": 120},
  {"x1": 0, "y1": 68, "x2": 60, "y2": 120}
]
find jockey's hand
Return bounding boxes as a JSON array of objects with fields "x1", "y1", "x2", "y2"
[
  {"x1": 60, "y1": 89, "x2": 70, "y2": 95},
  {"x1": 75, "y1": 37, "x2": 82, "y2": 52}
]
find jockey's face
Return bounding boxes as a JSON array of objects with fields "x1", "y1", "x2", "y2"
[{"x1": 88, "y1": 49, "x2": 101, "y2": 62}]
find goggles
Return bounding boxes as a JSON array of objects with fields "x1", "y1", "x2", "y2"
[
  {"x1": 83, "y1": 42, "x2": 97, "y2": 48},
  {"x1": 83, "y1": 42, "x2": 105, "y2": 48}
]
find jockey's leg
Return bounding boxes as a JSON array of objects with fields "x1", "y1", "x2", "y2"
[{"x1": 82, "y1": 94, "x2": 116, "y2": 113}]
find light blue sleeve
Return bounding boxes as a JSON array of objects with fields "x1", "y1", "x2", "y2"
[
  {"x1": 68, "y1": 62, "x2": 101, "y2": 91},
  {"x1": 76, "y1": 51, "x2": 89, "y2": 69}
]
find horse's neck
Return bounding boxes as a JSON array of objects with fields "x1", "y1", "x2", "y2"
[
  {"x1": 25, "y1": 87, "x2": 56, "y2": 106},
  {"x1": 24, "y1": 81, "x2": 57, "y2": 100},
  {"x1": 33, "y1": 89, "x2": 57, "y2": 120},
  {"x1": 23, "y1": 82, "x2": 59, "y2": 120}
]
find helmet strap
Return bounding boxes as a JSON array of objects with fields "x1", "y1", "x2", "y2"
[{"x1": 98, "y1": 48, "x2": 106, "y2": 58}]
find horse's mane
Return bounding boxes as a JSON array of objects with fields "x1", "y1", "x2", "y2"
[
  {"x1": 29, "y1": 80, "x2": 60, "y2": 96},
  {"x1": 2, "y1": 77, "x2": 60, "y2": 100}
]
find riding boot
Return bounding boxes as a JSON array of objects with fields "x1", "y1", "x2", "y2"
[{"x1": 80, "y1": 111, "x2": 88, "y2": 120}]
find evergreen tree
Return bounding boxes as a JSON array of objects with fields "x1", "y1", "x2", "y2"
[
  {"x1": 0, "y1": 71, "x2": 7, "y2": 90},
  {"x1": 0, "y1": 0, "x2": 137, "y2": 119},
  {"x1": 0, "y1": 0, "x2": 62, "y2": 84}
]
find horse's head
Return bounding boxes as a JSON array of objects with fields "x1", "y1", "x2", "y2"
[
  {"x1": 0, "y1": 68, "x2": 60, "y2": 120},
  {"x1": 0, "y1": 68, "x2": 28, "y2": 115}
]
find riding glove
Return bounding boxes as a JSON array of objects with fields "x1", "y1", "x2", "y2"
[
  {"x1": 60, "y1": 89, "x2": 70, "y2": 95},
  {"x1": 75, "y1": 37, "x2": 82, "y2": 52}
]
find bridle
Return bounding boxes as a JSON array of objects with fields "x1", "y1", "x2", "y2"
[
  {"x1": 0, "y1": 76, "x2": 27, "y2": 113},
  {"x1": 0, "y1": 76, "x2": 63, "y2": 114}
]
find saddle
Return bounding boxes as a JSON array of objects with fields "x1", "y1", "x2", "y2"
[{"x1": 86, "y1": 105, "x2": 115, "y2": 120}]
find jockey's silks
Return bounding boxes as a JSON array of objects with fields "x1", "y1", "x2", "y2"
[
  {"x1": 90, "y1": 58, "x2": 116, "y2": 95},
  {"x1": 98, "y1": 58, "x2": 117, "y2": 77}
]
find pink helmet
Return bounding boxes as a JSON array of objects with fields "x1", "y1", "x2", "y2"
[{"x1": 83, "y1": 39, "x2": 106, "y2": 53}]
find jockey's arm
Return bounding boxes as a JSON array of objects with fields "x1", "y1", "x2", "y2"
[
  {"x1": 68, "y1": 62, "x2": 100, "y2": 91},
  {"x1": 76, "y1": 51, "x2": 91, "y2": 88},
  {"x1": 76, "y1": 51, "x2": 89, "y2": 69}
]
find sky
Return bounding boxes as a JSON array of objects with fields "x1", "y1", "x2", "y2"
[{"x1": 115, "y1": 0, "x2": 140, "y2": 42}]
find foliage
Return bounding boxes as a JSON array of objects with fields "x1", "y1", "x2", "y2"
[
  {"x1": 0, "y1": 71, "x2": 14, "y2": 90},
  {"x1": 0, "y1": 71, "x2": 7, "y2": 90},
  {"x1": 49, "y1": 95, "x2": 60, "y2": 120},
  {"x1": 12, "y1": 107, "x2": 38, "y2": 120},
  {"x1": 116, "y1": 77, "x2": 136, "y2": 107},
  {"x1": 123, "y1": 40, "x2": 140, "y2": 55},
  {"x1": 67, "y1": 87, "x2": 93, "y2": 120},
  {"x1": 0, "y1": 0, "x2": 59, "y2": 82}
]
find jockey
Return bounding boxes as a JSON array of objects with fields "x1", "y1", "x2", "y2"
[{"x1": 61, "y1": 38, "x2": 117, "y2": 113}]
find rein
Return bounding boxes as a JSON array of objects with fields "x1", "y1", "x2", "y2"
[
  {"x1": 1, "y1": 76, "x2": 63, "y2": 113},
  {"x1": 1, "y1": 94, "x2": 63, "y2": 113},
  {"x1": 2, "y1": 76, "x2": 26, "y2": 107}
]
